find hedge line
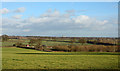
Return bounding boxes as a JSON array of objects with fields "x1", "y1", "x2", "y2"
[{"x1": 52, "y1": 45, "x2": 118, "y2": 52}]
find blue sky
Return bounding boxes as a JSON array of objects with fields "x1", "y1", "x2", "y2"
[
  {"x1": 2, "y1": 2, "x2": 117, "y2": 18},
  {"x1": 1, "y1": 2, "x2": 118, "y2": 37}
]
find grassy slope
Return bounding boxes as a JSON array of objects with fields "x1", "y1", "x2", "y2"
[{"x1": 2, "y1": 47, "x2": 119, "y2": 69}]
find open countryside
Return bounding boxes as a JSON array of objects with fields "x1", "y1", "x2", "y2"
[
  {"x1": 1, "y1": 2, "x2": 119, "y2": 70},
  {"x1": 2, "y1": 35, "x2": 120, "y2": 69}
]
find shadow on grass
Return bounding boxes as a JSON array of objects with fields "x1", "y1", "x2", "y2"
[{"x1": 16, "y1": 52, "x2": 120, "y2": 55}]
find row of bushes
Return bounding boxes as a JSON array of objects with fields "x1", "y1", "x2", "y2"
[
  {"x1": 52, "y1": 45, "x2": 118, "y2": 52},
  {"x1": 14, "y1": 42, "x2": 119, "y2": 52},
  {"x1": 13, "y1": 42, "x2": 26, "y2": 47},
  {"x1": 13, "y1": 42, "x2": 53, "y2": 52}
]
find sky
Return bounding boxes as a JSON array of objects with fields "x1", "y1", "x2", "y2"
[{"x1": 0, "y1": 2, "x2": 118, "y2": 37}]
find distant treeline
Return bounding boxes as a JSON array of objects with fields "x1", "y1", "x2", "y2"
[
  {"x1": 1, "y1": 35, "x2": 119, "y2": 45},
  {"x1": 7, "y1": 35, "x2": 118, "y2": 39},
  {"x1": 15, "y1": 44, "x2": 119, "y2": 52},
  {"x1": 9, "y1": 36, "x2": 119, "y2": 52},
  {"x1": 52, "y1": 45, "x2": 119, "y2": 52}
]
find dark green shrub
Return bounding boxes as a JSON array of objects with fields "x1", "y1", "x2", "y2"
[
  {"x1": 13, "y1": 44, "x2": 16, "y2": 46},
  {"x1": 53, "y1": 45, "x2": 70, "y2": 52},
  {"x1": 78, "y1": 38, "x2": 87, "y2": 45},
  {"x1": 15, "y1": 42, "x2": 23, "y2": 47},
  {"x1": 70, "y1": 38, "x2": 76, "y2": 43}
]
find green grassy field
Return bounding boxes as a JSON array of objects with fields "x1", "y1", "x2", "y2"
[{"x1": 2, "y1": 47, "x2": 119, "y2": 69}]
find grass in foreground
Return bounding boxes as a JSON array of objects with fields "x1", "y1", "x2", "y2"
[{"x1": 2, "y1": 47, "x2": 119, "y2": 69}]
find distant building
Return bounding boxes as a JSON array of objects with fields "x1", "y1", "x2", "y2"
[{"x1": 26, "y1": 45, "x2": 29, "y2": 47}]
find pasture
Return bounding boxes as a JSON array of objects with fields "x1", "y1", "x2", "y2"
[
  {"x1": 2, "y1": 47, "x2": 119, "y2": 69},
  {"x1": 2, "y1": 39, "x2": 92, "y2": 47}
]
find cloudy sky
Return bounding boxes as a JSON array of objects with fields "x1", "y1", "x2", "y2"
[{"x1": 0, "y1": 2, "x2": 118, "y2": 37}]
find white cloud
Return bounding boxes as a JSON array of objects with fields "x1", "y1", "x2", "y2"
[
  {"x1": 23, "y1": 29, "x2": 30, "y2": 32},
  {"x1": 0, "y1": 8, "x2": 9, "y2": 14},
  {"x1": 14, "y1": 7, "x2": 26, "y2": 13},
  {"x1": 2, "y1": 9, "x2": 109, "y2": 31},
  {"x1": 2, "y1": 9, "x2": 117, "y2": 37},
  {"x1": 12, "y1": 15, "x2": 22, "y2": 19},
  {"x1": 73, "y1": 15, "x2": 89, "y2": 24}
]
